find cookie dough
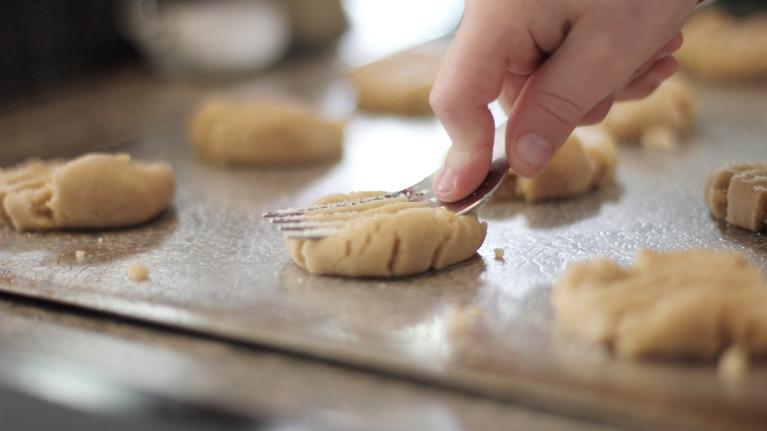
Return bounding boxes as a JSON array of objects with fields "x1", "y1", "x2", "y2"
[
  {"x1": 717, "y1": 346, "x2": 750, "y2": 382},
  {"x1": 602, "y1": 75, "x2": 696, "y2": 151},
  {"x1": 189, "y1": 99, "x2": 344, "y2": 166},
  {"x1": 494, "y1": 126, "x2": 617, "y2": 202},
  {"x1": 348, "y1": 48, "x2": 442, "y2": 115},
  {"x1": 706, "y1": 163, "x2": 767, "y2": 232},
  {"x1": 128, "y1": 263, "x2": 150, "y2": 282},
  {"x1": 553, "y1": 249, "x2": 767, "y2": 360},
  {"x1": 0, "y1": 153, "x2": 175, "y2": 231},
  {"x1": 285, "y1": 192, "x2": 487, "y2": 277},
  {"x1": 678, "y1": 10, "x2": 767, "y2": 81},
  {"x1": 493, "y1": 248, "x2": 505, "y2": 261}
]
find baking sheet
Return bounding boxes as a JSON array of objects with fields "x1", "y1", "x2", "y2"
[{"x1": 2, "y1": 72, "x2": 767, "y2": 429}]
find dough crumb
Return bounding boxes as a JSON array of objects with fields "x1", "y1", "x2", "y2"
[
  {"x1": 128, "y1": 263, "x2": 149, "y2": 282},
  {"x1": 493, "y1": 248, "x2": 505, "y2": 261},
  {"x1": 444, "y1": 305, "x2": 485, "y2": 341},
  {"x1": 75, "y1": 250, "x2": 86, "y2": 262},
  {"x1": 553, "y1": 249, "x2": 767, "y2": 360},
  {"x1": 97, "y1": 237, "x2": 104, "y2": 244},
  {"x1": 717, "y1": 346, "x2": 750, "y2": 383}
]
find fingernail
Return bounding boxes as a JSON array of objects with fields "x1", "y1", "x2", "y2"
[
  {"x1": 434, "y1": 166, "x2": 457, "y2": 195},
  {"x1": 515, "y1": 133, "x2": 552, "y2": 169}
]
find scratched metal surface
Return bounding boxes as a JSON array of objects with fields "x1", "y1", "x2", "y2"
[
  {"x1": 0, "y1": 299, "x2": 623, "y2": 431},
  {"x1": 2, "y1": 79, "x2": 767, "y2": 429}
]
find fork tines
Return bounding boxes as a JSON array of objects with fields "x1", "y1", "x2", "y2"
[
  {"x1": 263, "y1": 192, "x2": 401, "y2": 219},
  {"x1": 264, "y1": 191, "x2": 426, "y2": 239}
]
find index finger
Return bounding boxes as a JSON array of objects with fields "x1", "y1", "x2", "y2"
[{"x1": 430, "y1": 2, "x2": 540, "y2": 201}]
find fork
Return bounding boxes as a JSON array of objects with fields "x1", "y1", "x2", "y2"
[{"x1": 264, "y1": 123, "x2": 509, "y2": 239}]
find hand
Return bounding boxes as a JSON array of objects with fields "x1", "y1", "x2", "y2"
[{"x1": 430, "y1": 0, "x2": 697, "y2": 202}]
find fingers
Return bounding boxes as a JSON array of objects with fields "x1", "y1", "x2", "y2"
[
  {"x1": 580, "y1": 96, "x2": 615, "y2": 125},
  {"x1": 660, "y1": 32, "x2": 684, "y2": 56},
  {"x1": 506, "y1": 79, "x2": 615, "y2": 127},
  {"x1": 503, "y1": 5, "x2": 688, "y2": 179},
  {"x1": 616, "y1": 56, "x2": 679, "y2": 101},
  {"x1": 430, "y1": 2, "x2": 540, "y2": 202},
  {"x1": 498, "y1": 71, "x2": 531, "y2": 114},
  {"x1": 505, "y1": 20, "x2": 645, "y2": 177},
  {"x1": 629, "y1": 33, "x2": 683, "y2": 82}
]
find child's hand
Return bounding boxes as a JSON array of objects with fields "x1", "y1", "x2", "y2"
[{"x1": 431, "y1": 0, "x2": 697, "y2": 202}]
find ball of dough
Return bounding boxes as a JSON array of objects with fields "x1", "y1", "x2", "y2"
[
  {"x1": 553, "y1": 249, "x2": 767, "y2": 360},
  {"x1": 706, "y1": 163, "x2": 767, "y2": 232},
  {"x1": 678, "y1": 10, "x2": 767, "y2": 81},
  {"x1": 0, "y1": 153, "x2": 175, "y2": 231},
  {"x1": 284, "y1": 192, "x2": 487, "y2": 278},
  {"x1": 189, "y1": 99, "x2": 344, "y2": 166},
  {"x1": 348, "y1": 49, "x2": 442, "y2": 116},
  {"x1": 494, "y1": 126, "x2": 617, "y2": 202},
  {"x1": 601, "y1": 75, "x2": 696, "y2": 151}
]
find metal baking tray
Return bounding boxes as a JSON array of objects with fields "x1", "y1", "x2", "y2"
[{"x1": 2, "y1": 68, "x2": 767, "y2": 429}]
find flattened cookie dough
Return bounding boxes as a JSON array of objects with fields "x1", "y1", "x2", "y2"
[
  {"x1": 0, "y1": 153, "x2": 175, "y2": 231},
  {"x1": 678, "y1": 10, "x2": 767, "y2": 81},
  {"x1": 553, "y1": 249, "x2": 767, "y2": 360},
  {"x1": 706, "y1": 163, "x2": 767, "y2": 232},
  {"x1": 285, "y1": 192, "x2": 487, "y2": 277},
  {"x1": 494, "y1": 127, "x2": 616, "y2": 202},
  {"x1": 602, "y1": 76, "x2": 696, "y2": 151},
  {"x1": 348, "y1": 49, "x2": 442, "y2": 115},
  {"x1": 189, "y1": 99, "x2": 344, "y2": 166}
]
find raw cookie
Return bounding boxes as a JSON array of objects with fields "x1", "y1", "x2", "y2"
[
  {"x1": 285, "y1": 192, "x2": 487, "y2": 277},
  {"x1": 494, "y1": 126, "x2": 616, "y2": 202},
  {"x1": 189, "y1": 99, "x2": 344, "y2": 166},
  {"x1": 553, "y1": 249, "x2": 767, "y2": 360},
  {"x1": 348, "y1": 49, "x2": 442, "y2": 115},
  {"x1": 0, "y1": 153, "x2": 175, "y2": 231},
  {"x1": 128, "y1": 263, "x2": 150, "y2": 282},
  {"x1": 706, "y1": 163, "x2": 767, "y2": 232},
  {"x1": 601, "y1": 75, "x2": 696, "y2": 151},
  {"x1": 678, "y1": 10, "x2": 767, "y2": 81}
]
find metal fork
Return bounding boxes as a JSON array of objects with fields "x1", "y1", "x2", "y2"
[{"x1": 264, "y1": 123, "x2": 509, "y2": 239}]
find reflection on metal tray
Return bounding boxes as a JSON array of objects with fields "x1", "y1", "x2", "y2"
[{"x1": 2, "y1": 76, "x2": 767, "y2": 430}]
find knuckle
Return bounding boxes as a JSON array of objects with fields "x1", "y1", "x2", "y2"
[
  {"x1": 581, "y1": 105, "x2": 612, "y2": 125},
  {"x1": 429, "y1": 85, "x2": 461, "y2": 120},
  {"x1": 529, "y1": 90, "x2": 586, "y2": 128}
]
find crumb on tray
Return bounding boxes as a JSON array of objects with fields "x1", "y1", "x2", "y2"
[
  {"x1": 444, "y1": 305, "x2": 484, "y2": 339},
  {"x1": 493, "y1": 248, "x2": 505, "y2": 261},
  {"x1": 128, "y1": 263, "x2": 149, "y2": 282},
  {"x1": 75, "y1": 250, "x2": 86, "y2": 262},
  {"x1": 717, "y1": 346, "x2": 749, "y2": 382}
]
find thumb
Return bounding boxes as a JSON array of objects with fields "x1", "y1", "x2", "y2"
[{"x1": 506, "y1": 26, "x2": 651, "y2": 177}]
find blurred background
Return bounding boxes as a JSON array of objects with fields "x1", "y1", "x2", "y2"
[
  {"x1": 0, "y1": 0, "x2": 467, "y2": 165},
  {"x1": 0, "y1": 0, "x2": 763, "y2": 111},
  {"x1": 0, "y1": 0, "x2": 762, "y2": 165},
  {"x1": 0, "y1": 0, "x2": 464, "y2": 105}
]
